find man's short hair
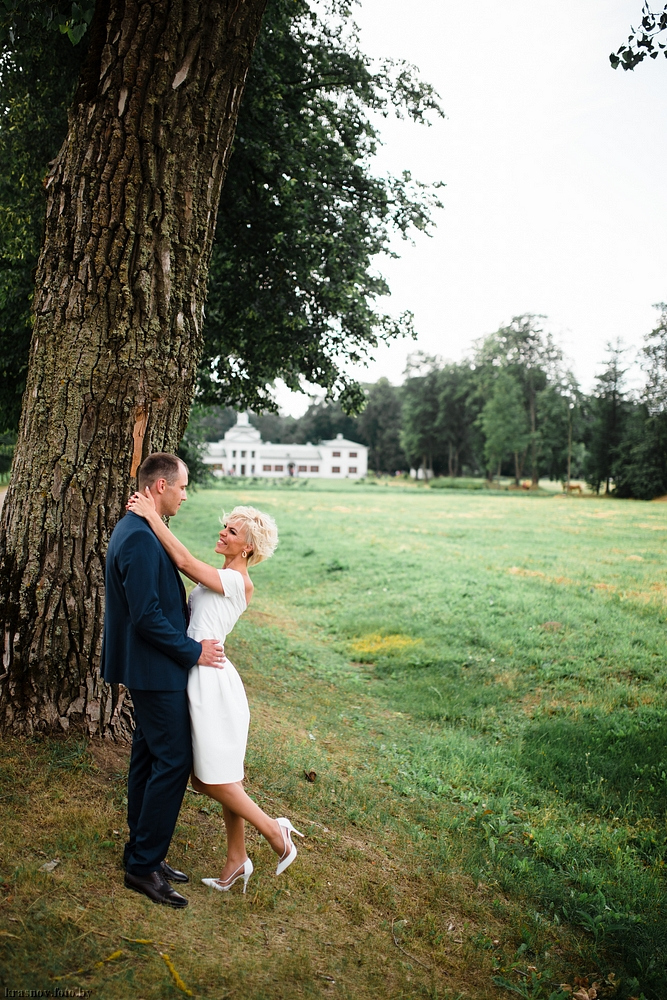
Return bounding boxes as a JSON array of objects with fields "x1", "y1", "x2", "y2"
[{"x1": 138, "y1": 453, "x2": 187, "y2": 490}]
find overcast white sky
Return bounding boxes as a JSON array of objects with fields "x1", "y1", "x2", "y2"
[{"x1": 276, "y1": 0, "x2": 667, "y2": 415}]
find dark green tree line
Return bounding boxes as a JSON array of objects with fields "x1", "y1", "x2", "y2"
[
  {"x1": 400, "y1": 354, "x2": 444, "y2": 477},
  {"x1": 356, "y1": 378, "x2": 406, "y2": 475},
  {"x1": 163, "y1": 302, "x2": 667, "y2": 494},
  {"x1": 479, "y1": 370, "x2": 530, "y2": 483},
  {"x1": 612, "y1": 305, "x2": 667, "y2": 499},
  {"x1": 394, "y1": 316, "x2": 578, "y2": 483},
  {"x1": 472, "y1": 315, "x2": 565, "y2": 485},
  {"x1": 585, "y1": 342, "x2": 630, "y2": 494},
  {"x1": 435, "y1": 363, "x2": 479, "y2": 477}
]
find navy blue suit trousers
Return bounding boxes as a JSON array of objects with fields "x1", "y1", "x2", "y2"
[{"x1": 123, "y1": 689, "x2": 192, "y2": 874}]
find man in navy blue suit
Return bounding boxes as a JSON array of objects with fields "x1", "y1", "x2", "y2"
[{"x1": 102, "y1": 452, "x2": 224, "y2": 907}]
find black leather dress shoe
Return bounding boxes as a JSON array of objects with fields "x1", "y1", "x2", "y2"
[
  {"x1": 161, "y1": 860, "x2": 189, "y2": 883},
  {"x1": 124, "y1": 869, "x2": 188, "y2": 907}
]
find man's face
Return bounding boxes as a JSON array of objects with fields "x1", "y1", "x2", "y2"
[{"x1": 154, "y1": 463, "x2": 189, "y2": 517}]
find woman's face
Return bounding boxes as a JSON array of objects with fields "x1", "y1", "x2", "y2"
[{"x1": 215, "y1": 518, "x2": 250, "y2": 560}]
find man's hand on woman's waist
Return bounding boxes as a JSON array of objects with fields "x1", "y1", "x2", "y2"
[{"x1": 197, "y1": 639, "x2": 226, "y2": 669}]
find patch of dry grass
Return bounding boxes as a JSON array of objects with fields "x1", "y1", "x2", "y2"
[{"x1": 0, "y1": 647, "x2": 584, "y2": 999}]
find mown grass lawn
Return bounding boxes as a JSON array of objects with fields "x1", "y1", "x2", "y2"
[{"x1": 1, "y1": 481, "x2": 665, "y2": 1000}]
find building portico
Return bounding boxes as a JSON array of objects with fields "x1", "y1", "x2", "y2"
[{"x1": 204, "y1": 413, "x2": 368, "y2": 479}]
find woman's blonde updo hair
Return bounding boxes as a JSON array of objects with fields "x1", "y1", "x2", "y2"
[{"x1": 222, "y1": 505, "x2": 278, "y2": 567}]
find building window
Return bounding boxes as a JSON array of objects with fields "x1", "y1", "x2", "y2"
[
  {"x1": 349, "y1": 451, "x2": 357, "y2": 458},
  {"x1": 241, "y1": 464, "x2": 246, "y2": 475},
  {"x1": 332, "y1": 450, "x2": 341, "y2": 457},
  {"x1": 310, "y1": 465, "x2": 319, "y2": 472},
  {"x1": 349, "y1": 466, "x2": 357, "y2": 474},
  {"x1": 241, "y1": 450, "x2": 246, "y2": 458},
  {"x1": 251, "y1": 465, "x2": 255, "y2": 474},
  {"x1": 332, "y1": 466, "x2": 340, "y2": 473},
  {"x1": 275, "y1": 464, "x2": 284, "y2": 472},
  {"x1": 263, "y1": 465, "x2": 271, "y2": 471},
  {"x1": 251, "y1": 451, "x2": 255, "y2": 457},
  {"x1": 232, "y1": 450, "x2": 236, "y2": 457},
  {"x1": 298, "y1": 465, "x2": 307, "y2": 472}
]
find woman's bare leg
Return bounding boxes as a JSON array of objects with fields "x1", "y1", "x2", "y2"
[
  {"x1": 192, "y1": 774, "x2": 285, "y2": 879},
  {"x1": 222, "y1": 803, "x2": 245, "y2": 862},
  {"x1": 217, "y1": 801, "x2": 247, "y2": 881}
]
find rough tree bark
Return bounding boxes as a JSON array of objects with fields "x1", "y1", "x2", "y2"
[{"x1": 0, "y1": 0, "x2": 268, "y2": 736}]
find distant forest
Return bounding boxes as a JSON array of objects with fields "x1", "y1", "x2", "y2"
[{"x1": 182, "y1": 309, "x2": 667, "y2": 500}]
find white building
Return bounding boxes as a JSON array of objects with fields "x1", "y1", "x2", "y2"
[{"x1": 204, "y1": 413, "x2": 368, "y2": 479}]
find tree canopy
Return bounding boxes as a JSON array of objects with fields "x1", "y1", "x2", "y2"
[
  {"x1": 0, "y1": 1, "x2": 94, "y2": 47},
  {"x1": 0, "y1": 21, "x2": 85, "y2": 429},
  {"x1": 479, "y1": 370, "x2": 529, "y2": 482},
  {"x1": 201, "y1": 0, "x2": 443, "y2": 415},
  {"x1": 394, "y1": 318, "x2": 583, "y2": 483},
  {"x1": 0, "y1": 0, "x2": 444, "y2": 431},
  {"x1": 356, "y1": 378, "x2": 405, "y2": 474},
  {"x1": 472, "y1": 315, "x2": 565, "y2": 484},
  {"x1": 585, "y1": 342, "x2": 630, "y2": 494},
  {"x1": 400, "y1": 354, "x2": 443, "y2": 476}
]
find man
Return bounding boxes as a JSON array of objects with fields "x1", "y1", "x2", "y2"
[{"x1": 102, "y1": 452, "x2": 225, "y2": 907}]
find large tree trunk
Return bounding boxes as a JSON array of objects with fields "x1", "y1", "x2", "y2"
[
  {"x1": 0, "y1": 0, "x2": 267, "y2": 736},
  {"x1": 528, "y1": 378, "x2": 538, "y2": 485}
]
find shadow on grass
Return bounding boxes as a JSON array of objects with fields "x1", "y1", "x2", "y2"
[{"x1": 522, "y1": 710, "x2": 667, "y2": 821}]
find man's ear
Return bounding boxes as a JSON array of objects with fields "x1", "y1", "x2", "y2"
[{"x1": 154, "y1": 478, "x2": 167, "y2": 495}]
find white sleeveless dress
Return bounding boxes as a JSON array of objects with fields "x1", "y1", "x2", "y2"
[{"x1": 186, "y1": 568, "x2": 250, "y2": 784}]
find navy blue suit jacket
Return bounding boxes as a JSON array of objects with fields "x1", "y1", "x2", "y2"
[{"x1": 101, "y1": 512, "x2": 202, "y2": 690}]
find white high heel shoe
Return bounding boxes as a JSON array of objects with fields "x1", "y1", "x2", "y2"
[
  {"x1": 202, "y1": 857, "x2": 254, "y2": 893},
  {"x1": 275, "y1": 817, "x2": 304, "y2": 875}
]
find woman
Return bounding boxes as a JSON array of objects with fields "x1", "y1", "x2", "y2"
[{"x1": 126, "y1": 490, "x2": 302, "y2": 892}]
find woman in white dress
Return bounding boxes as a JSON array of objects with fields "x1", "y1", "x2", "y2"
[{"x1": 126, "y1": 491, "x2": 302, "y2": 892}]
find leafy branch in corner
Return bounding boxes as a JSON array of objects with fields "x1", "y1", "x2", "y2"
[
  {"x1": 610, "y1": 2, "x2": 667, "y2": 70},
  {"x1": 0, "y1": 1, "x2": 94, "y2": 46}
]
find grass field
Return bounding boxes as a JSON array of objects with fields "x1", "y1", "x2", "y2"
[{"x1": 1, "y1": 482, "x2": 666, "y2": 1000}]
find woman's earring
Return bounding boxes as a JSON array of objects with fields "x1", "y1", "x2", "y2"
[{"x1": 242, "y1": 550, "x2": 247, "y2": 559}]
